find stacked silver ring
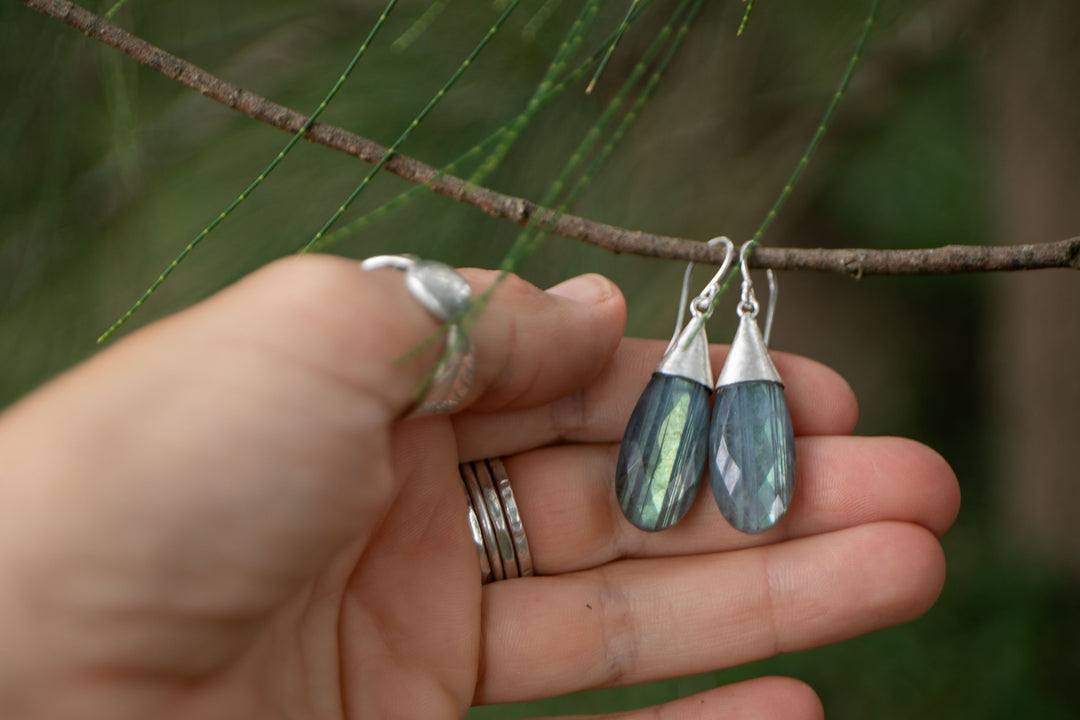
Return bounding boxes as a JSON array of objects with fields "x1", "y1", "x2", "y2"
[{"x1": 460, "y1": 458, "x2": 533, "y2": 583}]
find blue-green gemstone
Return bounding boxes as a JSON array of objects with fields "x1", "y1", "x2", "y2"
[
  {"x1": 616, "y1": 373, "x2": 711, "y2": 531},
  {"x1": 709, "y1": 381, "x2": 795, "y2": 534}
]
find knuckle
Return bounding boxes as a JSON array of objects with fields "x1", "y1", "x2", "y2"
[
  {"x1": 258, "y1": 255, "x2": 357, "y2": 304},
  {"x1": 594, "y1": 568, "x2": 640, "y2": 686},
  {"x1": 493, "y1": 271, "x2": 536, "y2": 300},
  {"x1": 224, "y1": 255, "x2": 402, "y2": 392},
  {"x1": 239, "y1": 255, "x2": 364, "y2": 336},
  {"x1": 480, "y1": 307, "x2": 523, "y2": 409},
  {"x1": 548, "y1": 390, "x2": 588, "y2": 440}
]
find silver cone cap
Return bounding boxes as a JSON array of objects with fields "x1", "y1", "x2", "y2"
[
  {"x1": 716, "y1": 314, "x2": 782, "y2": 387},
  {"x1": 656, "y1": 314, "x2": 713, "y2": 388}
]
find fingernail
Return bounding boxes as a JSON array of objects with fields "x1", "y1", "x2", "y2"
[{"x1": 546, "y1": 273, "x2": 614, "y2": 304}]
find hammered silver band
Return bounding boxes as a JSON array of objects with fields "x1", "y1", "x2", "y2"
[
  {"x1": 361, "y1": 255, "x2": 474, "y2": 416},
  {"x1": 460, "y1": 458, "x2": 533, "y2": 583}
]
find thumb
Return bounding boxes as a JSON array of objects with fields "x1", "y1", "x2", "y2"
[
  {"x1": 0, "y1": 256, "x2": 431, "y2": 691},
  {"x1": 0, "y1": 254, "x2": 624, "y2": 688}
]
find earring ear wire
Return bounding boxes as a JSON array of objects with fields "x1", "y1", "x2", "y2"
[
  {"x1": 667, "y1": 236, "x2": 735, "y2": 352},
  {"x1": 763, "y1": 268, "x2": 777, "y2": 347},
  {"x1": 733, "y1": 241, "x2": 778, "y2": 346}
]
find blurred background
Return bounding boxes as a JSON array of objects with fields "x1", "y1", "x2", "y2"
[{"x1": 2, "y1": 0, "x2": 1078, "y2": 716}]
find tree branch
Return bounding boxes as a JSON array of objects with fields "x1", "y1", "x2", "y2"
[{"x1": 17, "y1": 0, "x2": 1080, "y2": 274}]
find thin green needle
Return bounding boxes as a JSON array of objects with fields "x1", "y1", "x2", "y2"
[
  {"x1": 470, "y1": 0, "x2": 601, "y2": 183},
  {"x1": 587, "y1": 0, "x2": 642, "y2": 94},
  {"x1": 299, "y1": 0, "x2": 526, "y2": 254},
  {"x1": 510, "y1": 0, "x2": 695, "y2": 266},
  {"x1": 747, "y1": 0, "x2": 880, "y2": 249},
  {"x1": 306, "y1": 136, "x2": 498, "y2": 253},
  {"x1": 461, "y1": 0, "x2": 698, "y2": 325},
  {"x1": 98, "y1": 0, "x2": 401, "y2": 343},
  {"x1": 309, "y1": 0, "x2": 657, "y2": 254},
  {"x1": 567, "y1": 0, "x2": 704, "y2": 210},
  {"x1": 393, "y1": 0, "x2": 453, "y2": 52},
  {"x1": 522, "y1": 0, "x2": 567, "y2": 39},
  {"x1": 462, "y1": 0, "x2": 655, "y2": 184},
  {"x1": 543, "y1": 0, "x2": 603, "y2": 91},
  {"x1": 309, "y1": 0, "x2": 603, "y2": 253},
  {"x1": 737, "y1": 0, "x2": 754, "y2": 36},
  {"x1": 104, "y1": 0, "x2": 131, "y2": 19}
]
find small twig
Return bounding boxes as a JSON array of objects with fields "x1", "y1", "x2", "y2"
[
  {"x1": 750, "y1": 241, "x2": 1080, "y2": 275},
  {"x1": 16, "y1": 0, "x2": 1080, "y2": 274}
]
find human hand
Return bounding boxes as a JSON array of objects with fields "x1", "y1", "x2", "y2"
[{"x1": 0, "y1": 256, "x2": 959, "y2": 719}]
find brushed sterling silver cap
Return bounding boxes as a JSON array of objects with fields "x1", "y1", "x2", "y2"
[
  {"x1": 716, "y1": 314, "x2": 782, "y2": 387},
  {"x1": 657, "y1": 314, "x2": 713, "y2": 388}
]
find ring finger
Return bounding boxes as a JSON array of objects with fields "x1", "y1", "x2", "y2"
[{"x1": 476, "y1": 521, "x2": 946, "y2": 704}]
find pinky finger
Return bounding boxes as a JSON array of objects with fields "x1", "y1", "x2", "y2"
[{"x1": 525, "y1": 676, "x2": 822, "y2": 720}]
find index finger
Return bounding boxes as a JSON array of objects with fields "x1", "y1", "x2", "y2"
[{"x1": 454, "y1": 340, "x2": 860, "y2": 461}]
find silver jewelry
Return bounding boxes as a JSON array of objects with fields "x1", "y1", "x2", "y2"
[
  {"x1": 708, "y1": 241, "x2": 795, "y2": 534},
  {"x1": 615, "y1": 237, "x2": 735, "y2": 532},
  {"x1": 361, "y1": 254, "x2": 474, "y2": 416},
  {"x1": 459, "y1": 458, "x2": 534, "y2": 584},
  {"x1": 474, "y1": 459, "x2": 519, "y2": 579},
  {"x1": 463, "y1": 482, "x2": 494, "y2": 584},
  {"x1": 461, "y1": 461, "x2": 504, "y2": 582},
  {"x1": 488, "y1": 458, "x2": 533, "y2": 578}
]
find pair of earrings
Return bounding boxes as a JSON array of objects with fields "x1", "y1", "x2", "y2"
[{"x1": 615, "y1": 238, "x2": 796, "y2": 534}]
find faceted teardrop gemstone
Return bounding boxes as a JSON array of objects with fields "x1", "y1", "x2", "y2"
[
  {"x1": 709, "y1": 381, "x2": 795, "y2": 534},
  {"x1": 616, "y1": 373, "x2": 711, "y2": 531}
]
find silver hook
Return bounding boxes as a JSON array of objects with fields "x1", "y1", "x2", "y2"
[
  {"x1": 763, "y1": 268, "x2": 777, "y2": 347},
  {"x1": 668, "y1": 262, "x2": 695, "y2": 350},
  {"x1": 735, "y1": 241, "x2": 778, "y2": 347},
  {"x1": 667, "y1": 237, "x2": 736, "y2": 351}
]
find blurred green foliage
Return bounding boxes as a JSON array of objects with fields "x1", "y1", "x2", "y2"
[{"x1": 2, "y1": 0, "x2": 1077, "y2": 717}]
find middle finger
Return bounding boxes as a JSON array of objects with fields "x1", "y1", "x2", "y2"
[{"x1": 502, "y1": 435, "x2": 958, "y2": 574}]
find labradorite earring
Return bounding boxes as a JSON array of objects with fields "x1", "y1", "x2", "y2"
[
  {"x1": 709, "y1": 243, "x2": 796, "y2": 534},
  {"x1": 615, "y1": 237, "x2": 735, "y2": 532}
]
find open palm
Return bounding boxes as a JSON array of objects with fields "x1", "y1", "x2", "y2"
[{"x1": 0, "y1": 257, "x2": 958, "y2": 720}]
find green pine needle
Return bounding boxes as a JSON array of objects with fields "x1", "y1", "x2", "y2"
[
  {"x1": 98, "y1": 0, "x2": 401, "y2": 343},
  {"x1": 507, "y1": 0, "x2": 697, "y2": 271},
  {"x1": 586, "y1": 0, "x2": 643, "y2": 94},
  {"x1": 522, "y1": 0, "x2": 566, "y2": 39},
  {"x1": 104, "y1": 0, "x2": 131, "y2": 20},
  {"x1": 393, "y1": 0, "x2": 453, "y2": 52},
  {"x1": 298, "y1": 0, "x2": 525, "y2": 254},
  {"x1": 567, "y1": 0, "x2": 705, "y2": 210},
  {"x1": 459, "y1": 0, "x2": 700, "y2": 328},
  {"x1": 737, "y1": 0, "x2": 754, "y2": 36},
  {"x1": 747, "y1": 0, "x2": 881, "y2": 249},
  {"x1": 307, "y1": 0, "x2": 609, "y2": 253}
]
